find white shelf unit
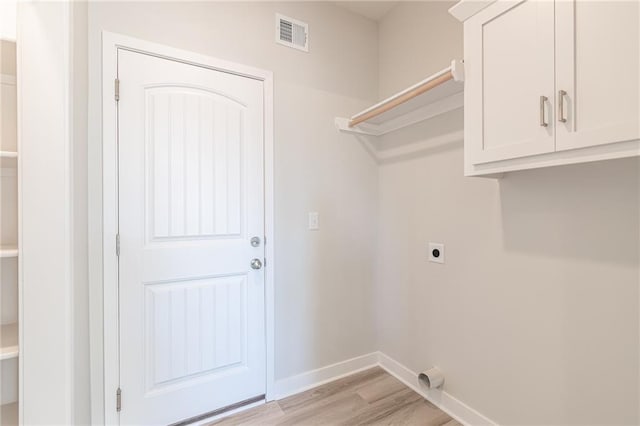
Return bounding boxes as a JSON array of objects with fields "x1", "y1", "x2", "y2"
[
  {"x1": 0, "y1": 152, "x2": 17, "y2": 170},
  {"x1": 1, "y1": 42, "x2": 19, "y2": 425},
  {"x1": 335, "y1": 60, "x2": 464, "y2": 136},
  {"x1": 0, "y1": 248, "x2": 17, "y2": 259}
]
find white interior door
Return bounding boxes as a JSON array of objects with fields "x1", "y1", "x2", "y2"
[
  {"x1": 117, "y1": 49, "x2": 266, "y2": 426},
  {"x1": 466, "y1": 0, "x2": 556, "y2": 165}
]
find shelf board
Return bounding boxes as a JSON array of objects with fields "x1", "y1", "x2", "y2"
[
  {"x1": 336, "y1": 60, "x2": 464, "y2": 136},
  {"x1": 0, "y1": 323, "x2": 18, "y2": 361},
  {"x1": 1, "y1": 401, "x2": 18, "y2": 426},
  {"x1": 0, "y1": 247, "x2": 18, "y2": 258},
  {"x1": 0, "y1": 152, "x2": 17, "y2": 169}
]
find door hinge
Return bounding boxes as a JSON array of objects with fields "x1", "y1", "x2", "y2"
[
  {"x1": 116, "y1": 234, "x2": 120, "y2": 257},
  {"x1": 115, "y1": 78, "x2": 120, "y2": 102},
  {"x1": 116, "y1": 387, "x2": 122, "y2": 412}
]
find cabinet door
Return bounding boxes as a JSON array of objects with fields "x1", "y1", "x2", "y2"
[
  {"x1": 555, "y1": 0, "x2": 639, "y2": 151},
  {"x1": 465, "y1": 0, "x2": 555, "y2": 165}
]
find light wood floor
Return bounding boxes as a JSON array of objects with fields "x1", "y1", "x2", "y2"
[{"x1": 209, "y1": 367, "x2": 461, "y2": 426}]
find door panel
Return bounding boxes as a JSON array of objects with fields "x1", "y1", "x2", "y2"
[
  {"x1": 555, "y1": 0, "x2": 640, "y2": 151},
  {"x1": 118, "y1": 49, "x2": 265, "y2": 425},
  {"x1": 144, "y1": 275, "x2": 247, "y2": 392},
  {"x1": 146, "y1": 87, "x2": 244, "y2": 239},
  {"x1": 466, "y1": 0, "x2": 555, "y2": 165}
]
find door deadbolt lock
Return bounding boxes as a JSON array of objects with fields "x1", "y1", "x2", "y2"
[
  {"x1": 250, "y1": 258, "x2": 263, "y2": 270},
  {"x1": 250, "y1": 236, "x2": 261, "y2": 247}
]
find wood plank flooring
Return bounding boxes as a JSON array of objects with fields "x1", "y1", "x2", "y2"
[{"x1": 209, "y1": 367, "x2": 461, "y2": 426}]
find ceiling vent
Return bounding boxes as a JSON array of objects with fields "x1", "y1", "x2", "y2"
[{"x1": 276, "y1": 13, "x2": 309, "y2": 52}]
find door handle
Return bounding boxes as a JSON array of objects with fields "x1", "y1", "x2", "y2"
[
  {"x1": 558, "y1": 90, "x2": 567, "y2": 123},
  {"x1": 539, "y1": 95, "x2": 548, "y2": 127},
  {"x1": 250, "y1": 258, "x2": 263, "y2": 270}
]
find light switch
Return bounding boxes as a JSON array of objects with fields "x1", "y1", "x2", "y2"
[{"x1": 308, "y1": 212, "x2": 319, "y2": 230}]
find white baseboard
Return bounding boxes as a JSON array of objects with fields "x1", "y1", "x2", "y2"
[
  {"x1": 273, "y1": 352, "x2": 379, "y2": 399},
  {"x1": 377, "y1": 352, "x2": 497, "y2": 426},
  {"x1": 271, "y1": 351, "x2": 497, "y2": 426}
]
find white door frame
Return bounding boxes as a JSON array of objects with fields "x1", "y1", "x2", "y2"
[{"x1": 99, "y1": 31, "x2": 275, "y2": 425}]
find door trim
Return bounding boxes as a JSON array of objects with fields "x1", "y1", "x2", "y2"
[{"x1": 96, "y1": 31, "x2": 275, "y2": 425}]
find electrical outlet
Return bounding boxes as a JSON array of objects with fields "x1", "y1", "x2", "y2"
[
  {"x1": 428, "y1": 243, "x2": 444, "y2": 264},
  {"x1": 308, "y1": 212, "x2": 319, "y2": 230}
]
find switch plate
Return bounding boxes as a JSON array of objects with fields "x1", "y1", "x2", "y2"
[
  {"x1": 428, "y1": 243, "x2": 444, "y2": 263},
  {"x1": 308, "y1": 212, "x2": 319, "y2": 230}
]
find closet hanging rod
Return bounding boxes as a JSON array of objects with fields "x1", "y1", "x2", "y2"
[{"x1": 349, "y1": 71, "x2": 455, "y2": 128}]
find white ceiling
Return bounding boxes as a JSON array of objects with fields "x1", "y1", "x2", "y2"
[{"x1": 334, "y1": 2, "x2": 398, "y2": 21}]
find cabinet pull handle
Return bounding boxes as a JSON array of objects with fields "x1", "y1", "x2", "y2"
[
  {"x1": 540, "y1": 95, "x2": 548, "y2": 127},
  {"x1": 558, "y1": 90, "x2": 567, "y2": 123}
]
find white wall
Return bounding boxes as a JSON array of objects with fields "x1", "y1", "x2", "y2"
[
  {"x1": 376, "y1": 2, "x2": 640, "y2": 425},
  {"x1": 71, "y1": 1, "x2": 90, "y2": 424},
  {"x1": 87, "y1": 1, "x2": 379, "y2": 421},
  {"x1": 19, "y1": 2, "x2": 90, "y2": 423},
  {"x1": 378, "y1": 1, "x2": 462, "y2": 99}
]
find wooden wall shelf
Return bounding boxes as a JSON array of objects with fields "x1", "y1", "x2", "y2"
[{"x1": 336, "y1": 60, "x2": 464, "y2": 136}]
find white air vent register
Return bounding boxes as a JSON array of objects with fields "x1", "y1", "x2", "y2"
[{"x1": 276, "y1": 13, "x2": 309, "y2": 52}]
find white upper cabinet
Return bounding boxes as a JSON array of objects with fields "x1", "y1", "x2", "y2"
[
  {"x1": 555, "y1": 0, "x2": 639, "y2": 151},
  {"x1": 466, "y1": 0, "x2": 555, "y2": 164},
  {"x1": 453, "y1": 0, "x2": 640, "y2": 176}
]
